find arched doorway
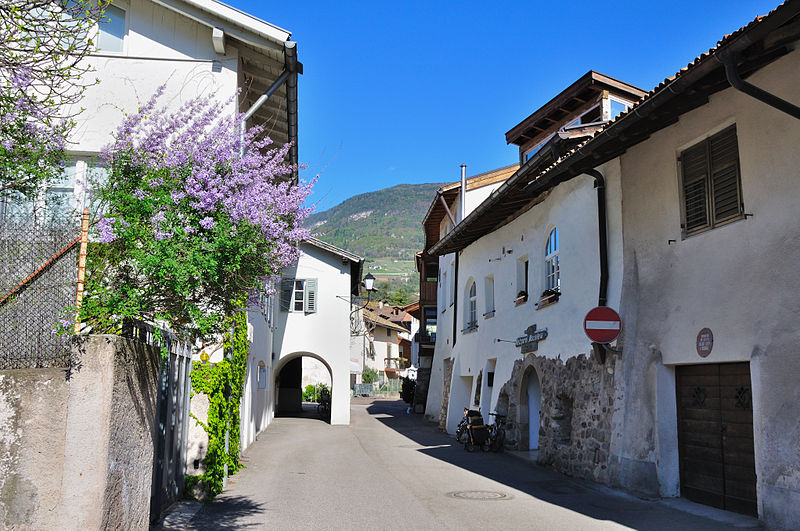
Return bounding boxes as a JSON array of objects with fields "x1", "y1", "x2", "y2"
[
  {"x1": 275, "y1": 353, "x2": 334, "y2": 422},
  {"x1": 519, "y1": 366, "x2": 542, "y2": 451}
]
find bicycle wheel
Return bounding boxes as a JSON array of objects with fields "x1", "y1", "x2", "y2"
[{"x1": 492, "y1": 428, "x2": 506, "y2": 452}]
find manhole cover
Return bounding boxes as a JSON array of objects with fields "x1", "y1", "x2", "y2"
[{"x1": 448, "y1": 490, "x2": 510, "y2": 500}]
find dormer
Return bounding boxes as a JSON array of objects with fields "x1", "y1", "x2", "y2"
[{"x1": 505, "y1": 71, "x2": 647, "y2": 163}]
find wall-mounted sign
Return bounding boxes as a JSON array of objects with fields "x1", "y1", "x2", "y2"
[
  {"x1": 515, "y1": 324, "x2": 548, "y2": 354},
  {"x1": 696, "y1": 328, "x2": 713, "y2": 358}
]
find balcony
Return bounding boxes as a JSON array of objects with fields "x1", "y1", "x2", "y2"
[
  {"x1": 384, "y1": 357, "x2": 408, "y2": 372},
  {"x1": 420, "y1": 280, "x2": 437, "y2": 304},
  {"x1": 414, "y1": 331, "x2": 436, "y2": 347}
]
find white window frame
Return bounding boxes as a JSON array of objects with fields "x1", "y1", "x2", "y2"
[
  {"x1": 545, "y1": 227, "x2": 560, "y2": 292},
  {"x1": 483, "y1": 275, "x2": 495, "y2": 318},
  {"x1": 95, "y1": 2, "x2": 128, "y2": 54},
  {"x1": 464, "y1": 280, "x2": 477, "y2": 332},
  {"x1": 292, "y1": 279, "x2": 306, "y2": 312}
]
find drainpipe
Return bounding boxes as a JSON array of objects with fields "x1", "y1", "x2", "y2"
[
  {"x1": 717, "y1": 50, "x2": 800, "y2": 120},
  {"x1": 584, "y1": 169, "x2": 608, "y2": 307},
  {"x1": 459, "y1": 164, "x2": 467, "y2": 222},
  {"x1": 239, "y1": 41, "x2": 298, "y2": 159}
]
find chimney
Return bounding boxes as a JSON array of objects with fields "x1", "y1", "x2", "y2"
[{"x1": 460, "y1": 164, "x2": 467, "y2": 222}]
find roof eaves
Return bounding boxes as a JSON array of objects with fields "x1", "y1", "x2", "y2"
[
  {"x1": 305, "y1": 237, "x2": 363, "y2": 264},
  {"x1": 430, "y1": 1, "x2": 799, "y2": 257},
  {"x1": 151, "y1": 0, "x2": 291, "y2": 50}
]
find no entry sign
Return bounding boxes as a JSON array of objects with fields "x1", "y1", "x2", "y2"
[{"x1": 584, "y1": 306, "x2": 622, "y2": 344}]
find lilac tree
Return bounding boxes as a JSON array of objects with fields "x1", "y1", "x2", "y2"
[{"x1": 82, "y1": 90, "x2": 313, "y2": 338}]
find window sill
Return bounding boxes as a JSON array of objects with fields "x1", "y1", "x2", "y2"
[
  {"x1": 514, "y1": 298, "x2": 528, "y2": 307},
  {"x1": 483, "y1": 310, "x2": 495, "y2": 319},
  {"x1": 535, "y1": 297, "x2": 559, "y2": 310},
  {"x1": 461, "y1": 326, "x2": 478, "y2": 335}
]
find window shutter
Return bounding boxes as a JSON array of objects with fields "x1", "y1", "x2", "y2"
[
  {"x1": 681, "y1": 142, "x2": 710, "y2": 233},
  {"x1": 279, "y1": 279, "x2": 293, "y2": 311},
  {"x1": 709, "y1": 126, "x2": 742, "y2": 223},
  {"x1": 304, "y1": 278, "x2": 318, "y2": 313}
]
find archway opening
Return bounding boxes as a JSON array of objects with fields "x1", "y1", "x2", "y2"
[
  {"x1": 519, "y1": 366, "x2": 541, "y2": 451},
  {"x1": 275, "y1": 353, "x2": 333, "y2": 422}
]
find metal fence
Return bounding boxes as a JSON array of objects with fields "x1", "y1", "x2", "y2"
[
  {"x1": 0, "y1": 221, "x2": 80, "y2": 369},
  {"x1": 121, "y1": 320, "x2": 194, "y2": 524}
]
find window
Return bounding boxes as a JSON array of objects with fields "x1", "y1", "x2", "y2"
[
  {"x1": 257, "y1": 361, "x2": 267, "y2": 389},
  {"x1": 679, "y1": 125, "x2": 743, "y2": 237},
  {"x1": 279, "y1": 278, "x2": 318, "y2": 313},
  {"x1": 424, "y1": 307, "x2": 437, "y2": 340},
  {"x1": 441, "y1": 271, "x2": 447, "y2": 311},
  {"x1": 545, "y1": 228, "x2": 560, "y2": 291},
  {"x1": 609, "y1": 98, "x2": 630, "y2": 119},
  {"x1": 449, "y1": 262, "x2": 455, "y2": 306},
  {"x1": 387, "y1": 343, "x2": 392, "y2": 358},
  {"x1": 98, "y1": 4, "x2": 126, "y2": 52},
  {"x1": 464, "y1": 280, "x2": 477, "y2": 332},
  {"x1": 483, "y1": 275, "x2": 494, "y2": 318},
  {"x1": 516, "y1": 256, "x2": 529, "y2": 303},
  {"x1": 425, "y1": 262, "x2": 438, "y2": 282}
]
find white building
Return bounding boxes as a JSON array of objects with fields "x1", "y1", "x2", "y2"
[
  {"x1": 1, "y1": 0, "x2": 299, "y2": 223},
  {"x1": 423, "y1": 3, "x2": 800, "y2": 526}
]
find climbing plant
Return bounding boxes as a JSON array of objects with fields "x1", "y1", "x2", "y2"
[{"x1": 187, "y1": 304, "x2": 249, "y2": 497}]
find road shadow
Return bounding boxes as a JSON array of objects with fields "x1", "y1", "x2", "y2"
[
  {"x1": 275, "y1": 401, "x2": 329, "y2": 423},
  {"x1": 161, "y1": 496, "x2": 264, "y2": 530},
  {"x1": 365, "y1": 399, "x2": 760, "y2": 531}
]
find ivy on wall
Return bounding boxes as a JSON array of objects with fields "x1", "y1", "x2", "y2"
[{"x1": 187, "y1": 305, "x2": 249, "y2": 497}]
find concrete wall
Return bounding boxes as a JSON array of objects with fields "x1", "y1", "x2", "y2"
[
  {"x1": 614, "y1": 48, "x2": 800, "y2": 527},
  {"x1": 365, "y1": 324, "x2": 399, "y2": 381},
  {"x1": 271, "y1": 243, "x2": 354, "y2": 425},
  {"x1": 0, "y1": 336, "x2": 159, "y2": 530}
]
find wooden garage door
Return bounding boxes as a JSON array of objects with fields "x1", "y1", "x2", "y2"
[{"x1": 676, "y1": 362, "x2": 756, "y2": 516}]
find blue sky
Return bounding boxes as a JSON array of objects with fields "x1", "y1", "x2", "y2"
[{"x1": 232, "y1": 1, "x2": 780, "y2": 213}]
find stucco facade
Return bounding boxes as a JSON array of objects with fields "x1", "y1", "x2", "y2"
[
  {"x1": 270, "y1": 241, "x2": 361, "y2": 425},
  {"x1": 613, "y1": 47, "x2": 800, "y2": 527}
]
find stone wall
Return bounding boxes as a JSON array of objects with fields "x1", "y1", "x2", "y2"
[
  {"x1": 0, "y1": 335, "x2": 159, "y2": 530},
  {"x1": 498, "y1": 351, "x2": 620, "y2": 484},
  {"x1": 438, "y1": 358, "x2": 453, "y2": 430}
]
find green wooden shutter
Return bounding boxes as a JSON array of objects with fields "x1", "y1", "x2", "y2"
[
  {"x1": 681, "y1": 142, "x2": 710, "y2": 234},
  {"x1": 304, "y1": 278, "x2": 318, "y2": 313},
  {"x1": 279, "y1": 279, "x2": 293, "y2": 312},
  {"x1": 709, "y1": 125, "x2": 742, "y2": 223}
]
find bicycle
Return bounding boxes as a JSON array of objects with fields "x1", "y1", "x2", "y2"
[{"x1": 487, "y1": 412, "x2": 508, "y2": 453}]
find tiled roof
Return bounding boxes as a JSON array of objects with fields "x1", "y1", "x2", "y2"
[{"x1": 429, "y1": 0, "x2": 799, "y2": 257}]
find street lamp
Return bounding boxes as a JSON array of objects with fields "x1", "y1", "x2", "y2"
[{"x1": 363, "y1": 272, "x2": 375, "y2": 294}]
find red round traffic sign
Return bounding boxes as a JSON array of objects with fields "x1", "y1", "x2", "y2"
[{"x1": 584, "y1": 306, "x2": 622, "y2": 343}]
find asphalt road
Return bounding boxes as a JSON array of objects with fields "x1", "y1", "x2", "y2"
[{"x1": 166, "y1": 398, "x2": 761, "y2": 530}]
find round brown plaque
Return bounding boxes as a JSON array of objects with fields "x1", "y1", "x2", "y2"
[{"x1": 696, "y1": 328, "x2": 713, "y2": 358}]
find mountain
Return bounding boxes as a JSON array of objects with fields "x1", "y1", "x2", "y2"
[{"x1": 305, "y1": 183, "x2": 444, "y2": 261}]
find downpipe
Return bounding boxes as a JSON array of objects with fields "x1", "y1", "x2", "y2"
[
  {"x1": 585, "y1": 169, "x2": 613, "y2": 363},
  {"x1": 717, "y1": 49, "x2": 800, "y2": 120}
]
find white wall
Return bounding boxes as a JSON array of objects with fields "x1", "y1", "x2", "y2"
[
  {"x1": 615, "y1": 48, "x2": 800, "y2": 526},
  {"x1": 271, "y1": 243, "x2": 354, "y2": 425},
  {"x1": 426, "y1": 158, "x2": 624, "y2": 433},
  {"x1": 365, "y1": 325, "x2": 399, "y2": 382},
  {"x1": 67, "y1": 0, "x2": 239, "y2": 157}
]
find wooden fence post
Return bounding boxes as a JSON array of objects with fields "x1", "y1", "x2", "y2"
[{"x1": 75, "y1": 208, "x2": 90, "y2": 334}]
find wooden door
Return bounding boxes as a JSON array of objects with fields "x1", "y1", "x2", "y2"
[{"x1": 676, "y1": 362, "x2": 756, "y2": 516}]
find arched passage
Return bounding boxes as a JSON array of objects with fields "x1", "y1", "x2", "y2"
[
  {"x1": 519, "y1": 365, "x2": 542, "y2": 451},
  {"x1": 274, "y1": 351, "x2": 341, "y2": 424}
]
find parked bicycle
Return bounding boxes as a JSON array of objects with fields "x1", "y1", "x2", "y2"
[{"x1": 487, "y1": 412, "x2": 508, "y2": 453}]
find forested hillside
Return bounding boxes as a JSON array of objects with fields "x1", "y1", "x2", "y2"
[
  {"x1": 305, "y1": 182, "x2": 444, "y2": 304},
  {"x1": 305, "y1": 183, "x2": 443, "y2": 260}
]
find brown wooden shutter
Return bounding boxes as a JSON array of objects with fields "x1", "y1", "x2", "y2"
[
  {"x1": 709, "y1": 125, "x2": 742, "y2": 223},
  {"x1": 681, "y1": 142, "x2": 710, "y2": 233}
]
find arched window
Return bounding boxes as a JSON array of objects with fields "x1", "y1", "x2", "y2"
[
  {"x1": 464, "y1": 280, "x2": 477, "y2": 332},
  {"x1": 545, "y1": 227, "x2": 560, "y2": 291}
]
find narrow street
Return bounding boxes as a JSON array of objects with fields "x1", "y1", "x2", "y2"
[{"x1": 161, "y1": 399, "x2": 760, "y2": 530}]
